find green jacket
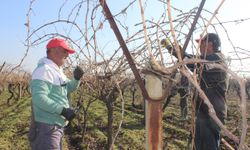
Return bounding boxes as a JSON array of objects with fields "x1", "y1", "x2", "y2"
[{"x1": 30, "y1": 57, "x2": 79, "y2": 127}]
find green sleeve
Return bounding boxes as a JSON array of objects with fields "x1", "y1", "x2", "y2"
[
  {"x1": 30, "y1": 79, "x2": 63, "y2": 114},
  {"x1": 66, "y1": 79, "x2": 80, "y2": 94}
]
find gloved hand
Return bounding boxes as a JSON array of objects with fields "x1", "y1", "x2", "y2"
[
  {"x1": 60, "y1": 107, "x2": 77, "y2": 121},
  {"x1": 73, "y1": 66, "x2": 84, "y2": 80},
  {"x1": 160, "y1": 38, "x2": 173, "y2": 51},
  {"x1": 161, "y1": 38, "x2": 185, "y2": 59}
]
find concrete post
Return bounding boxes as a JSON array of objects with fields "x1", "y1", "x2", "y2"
[{"x1": 145, "y1": 74, "x2": 163, "y2": 150}]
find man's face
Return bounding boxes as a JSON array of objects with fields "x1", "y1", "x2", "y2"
[
  {"x1": 199, "y1": 39, "x2": 213, "y2": 56},
  {"x1": 49, "y1": 47, "x2": 69, "y2": 67}
]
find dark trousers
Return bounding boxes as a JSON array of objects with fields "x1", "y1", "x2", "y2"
[
  {"x1": 179, "y1": 88, "x2": 188, "y2": 119},
  {"x1": 28, "y1": 121, "x2": 64, "y2": 150},
  {"x1": 195, "y1": 112, "x2": 221, "y2": 150}
]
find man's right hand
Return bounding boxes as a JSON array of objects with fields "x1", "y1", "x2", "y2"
[
  {"x1": 61, "y1": 107, "x2": 76, "y2": 121},
  {"x1": 160, "y1": 38, "x2": 173, "y2": 51},
  {"x1": 161, "y1": 38, "x2": 184, "y2": 59}
]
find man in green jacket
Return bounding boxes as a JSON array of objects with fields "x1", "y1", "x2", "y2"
[{"x1": 28, "y1": 38, "x2": 84, "y2": 150}]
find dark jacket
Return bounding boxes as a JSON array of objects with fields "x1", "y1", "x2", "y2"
[{"x1": 187, "y1": 52, "x2": 228, "y2": 122}]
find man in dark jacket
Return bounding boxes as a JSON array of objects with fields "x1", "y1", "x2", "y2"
[
  {"x1": 191, "y1": 33, "x2": 228, "y2": 150},
  {"x1": 162, "y1": 33, "x2": 228, "y2": 150}
]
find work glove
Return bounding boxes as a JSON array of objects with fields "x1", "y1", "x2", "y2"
[
  {"x1": 161, "y1": 38, "x2": 184, "y2": 59},
  {"x1": 73, "y1": 66, "x2": 84, "y2": 80},
  {"x1": 61, "y1": 107, "x2": 77, "y2": 121},
  {"x1": 160, "y1": 38, "x2": 173, "y2": 51}
]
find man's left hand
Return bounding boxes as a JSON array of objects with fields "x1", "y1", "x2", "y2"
[{"x1": 74, "y1": 66, "x2": 84, "y2": 80}]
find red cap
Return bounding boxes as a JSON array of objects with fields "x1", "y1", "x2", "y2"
[{"x1": 46, "y1": 38, "x2": 75, "y2": 54}]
